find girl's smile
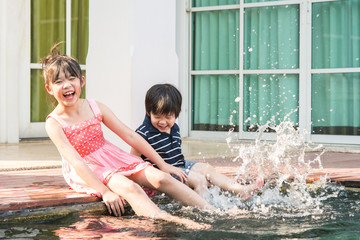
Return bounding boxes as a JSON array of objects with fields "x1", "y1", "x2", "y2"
[{"x1": 46, "y1": 70, "x2": 85, "y2": 107}]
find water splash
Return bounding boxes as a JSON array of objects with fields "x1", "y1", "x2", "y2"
[{"x1": 207, "y1": 119, "x2": 343, "y2": 219}]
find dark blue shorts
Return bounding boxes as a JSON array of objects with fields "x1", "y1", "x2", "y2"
[{"x1": 171, "y1": 160, "x2": 198, "y2": 181}]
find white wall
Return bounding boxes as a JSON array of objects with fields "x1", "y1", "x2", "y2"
[
  {"x1": 0, "y1": 0, "x2": 27, "y2": 143},
  {"x1": 0, "y1": 0, "x2": 7, "y2": 143},
  {"x1": 130, "y1": 0, "x2": 179, "y2": 130},
  {"x1": 0, "y1": 0, "x2": 179, "y2": 145},
  {"x1": 175, "y1": 0, "x2": 189, "y2": 137},
  {"x1": 86, "y1": 0, "x2": 133, "y2": 150},
  {"x1": 87, "y1": 0, "x2": 178, "y2": 151}
]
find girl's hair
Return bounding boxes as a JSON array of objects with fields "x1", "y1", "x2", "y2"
[
  {"x1": 145, "y1": 84, "x2": 182, "y2": 118},
  {"x1": 41, "y1": 42, "x2": 83, "y2": 85}
]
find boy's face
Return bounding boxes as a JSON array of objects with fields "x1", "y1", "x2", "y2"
[{"x1": 149, "y1": 112, "x2": 176, "y2": 134}]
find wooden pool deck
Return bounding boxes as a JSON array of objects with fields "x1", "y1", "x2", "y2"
[{"x1": 1, "y1": 140, "x2": 360, "y2": 222}]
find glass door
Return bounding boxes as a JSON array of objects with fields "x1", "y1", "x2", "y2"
[
  {"x1": 189, "y1": 0, "x2": 360, "y2": 144},
  {"x1": 20, "y1": 0, "x2": 88, "y2": 138}
]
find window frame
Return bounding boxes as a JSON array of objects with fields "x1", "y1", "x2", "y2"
[
  {"x1": 20, "y1": 0, "x2": 87, "y2": 139},
  {"x1": 187, "y1": 0, "x2": 360, "y2": 144}
]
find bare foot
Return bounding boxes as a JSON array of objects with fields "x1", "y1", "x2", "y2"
[
  {"x1": 239, "y1": 176, "x2": 264, "y2": 201},
  {"x1": 256, "y1": 176, "x2": 265, "y2": 189}
]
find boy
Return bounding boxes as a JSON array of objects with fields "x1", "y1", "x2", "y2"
[{"x1": 131, "y1": 84, "x2": 263, "y2": 201}]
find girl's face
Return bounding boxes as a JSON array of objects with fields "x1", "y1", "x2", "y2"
[
  {"x1": 45, "y1": 70, "x2": 85, "y2": 107},
  {"x1": 149, "y1": 112, "x2": 176, "y2": 134}
]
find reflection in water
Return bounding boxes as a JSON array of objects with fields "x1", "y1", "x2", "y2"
[
  {"x1": 50, "y1": 187, "x2": 360, "y2": 239},
  {"x1": 2, "y1": 191, "x2": 360, "y2": 240},
  {"x1": 55, "y1": 213, "x2": 189, "y2": 239}
]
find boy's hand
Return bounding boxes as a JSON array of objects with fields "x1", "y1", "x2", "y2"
[{"x1": 160, "y1": 164, "x2": 187, "y2": 183}]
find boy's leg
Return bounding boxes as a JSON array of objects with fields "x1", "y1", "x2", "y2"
[
  {"x1": 190, "y1": 162, "x2": 263, "y2": 201},
  {"x1": 129, "y1": 166, "x2": 215, "y2": 210},
  {"x1": 170, "y1": 160, "x2": 209, "y2": 196},
  {"x1": 186, "y1": 170, "x2": 209, "y2": 196}
]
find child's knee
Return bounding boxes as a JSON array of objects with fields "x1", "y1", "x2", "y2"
[
  {"x1": 123, "y1": 181, "x2": 143, "y2": 195},
  {"x1": 193, "y1": 162, "x2": 213, "y2": 174},
  {"x1": 151, "y1": 171, "x2": 174, "y2": 189},
  {"x1": 188, "y1": 171, "x2": 208, "y2": 188},
  {"x1": 110, "y1": 177, "x2": 143, "y2": 196}
]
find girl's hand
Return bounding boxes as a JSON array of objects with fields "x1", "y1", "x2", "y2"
[
  {"x1": 160, "y1": 164, "x2": 187, "y2": 183},
  {"x1": 102, "y1": 190, "x2": 127, "y2": 217}
]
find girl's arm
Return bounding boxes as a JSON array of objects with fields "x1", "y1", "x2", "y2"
[
  {"x1": 130, "y1": 148, "x2": 142, "y2": 158},
  {"x1": 98, "y1": 101, "x2": 187, "y2": 183},
  {"x1": 45, "y1": 117, "x2": 126, "y2": 216}
]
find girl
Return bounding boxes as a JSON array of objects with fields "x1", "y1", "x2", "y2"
[{"x1": 42, "y1": 43, "x2": 214, "y2": 227}]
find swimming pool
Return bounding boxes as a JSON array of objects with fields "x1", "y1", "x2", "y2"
[
  {"x1": 1, "y1": 121, "x2": 359, "y2": 239},
  {"x1": 1, "y1": 185, "x2": 360, "y2": 239}
]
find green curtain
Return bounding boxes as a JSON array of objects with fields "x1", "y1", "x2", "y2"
[
  {"x1": 192, "y1": 9, "x2": 240, "y2": 131},
  {"x1": 192, "y1": 4, "x2": 299, "y2": 131},
  {"x1": 192, "y1": 75, "x2": 239, "y2": 131},
  {"x1": 245, "y1": 0, "x2": 287, "y2": 3},
  {"x1": 71, "y1": 0, "x2": 89, "y2": 64},
  {"x1": 193, "y1": 0, "x2": 240, "y2": 8},
  {"x1": 30, "y1": 0, "x2": 89, "y2": 122},
  {"x1": 192, "y1": 10, "x2": 239, "y2": 70},
  {"x1": 243, "y1": 5, "x2": 299, "y2": 130},
  {"x1": 244, "y1": 74, "x2": 299, "y2": 130},
  {"x1": 312, "y1": 0, "x2": 360, "y2": 135},
  {"x1": 31, "y1": 0, "x2": 66, "y2": 122},
  {"x1": 312, "y1": 73, "x2": 360, "y2": 135}
]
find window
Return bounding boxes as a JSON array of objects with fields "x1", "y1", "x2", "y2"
[
  {"x1": 191, "y1": 8, "x2": 240, "y2": 131},
  {"x1": 30, "y1": 0, "x2": 89, "y2": 122},
  {"x1": 189, "y1": 0, "x2": 360, "y2": 141},
  {"x1": 311, "y1": 0, "x2": 360, "y2": 135}
]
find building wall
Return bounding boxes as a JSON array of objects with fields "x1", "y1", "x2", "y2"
[
  {"x1": 0, "y1": 1, "x2": 359, "y2": 146},
  {"x1": 86, "y1": 0, "x2": 134, "y2": 150},
  {"x1": 0, "y1": 0, "x2": 179, "y2": 150},
  {"x1": 87, "y1": 0, "x2": 178, "y2": 151},
  {"x1": 130, "y1": 0, "x2": 179, "y2": 131},
  {"x1": 0, "y1": 0, "x2": 27, "y2": 143}
]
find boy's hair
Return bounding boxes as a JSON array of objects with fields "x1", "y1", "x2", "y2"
[
  {"x1": 41, "y1": 42, "x2": 83, "y2": 85},
  {"x1": 145, "y1": 84, "x2": 182, "y2": 118}
]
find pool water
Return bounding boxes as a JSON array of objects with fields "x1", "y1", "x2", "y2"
[
  {"x1": 1, "y1": 186, "x2": 360, "y2": 239},
  {"x1": 2, "y1": 120, "x2": 360, "y2": 239}
]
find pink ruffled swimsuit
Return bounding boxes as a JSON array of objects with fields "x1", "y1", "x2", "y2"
[{"x1": 47, "y1": 99, "x2": 151, "y2": 197}]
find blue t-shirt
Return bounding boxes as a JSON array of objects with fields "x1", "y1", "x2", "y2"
[{"x1": 135, "y1": 115, "x2": 185, "y2": 168}]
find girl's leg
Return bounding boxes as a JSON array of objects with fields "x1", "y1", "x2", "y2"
[
  {"x1": 107, "y1": 172, "x2": 208, "y2": 229},
  {"x1": 190, "y1": 163, "x2": 263, "y2": 201},
  {"x1": 128, "y1": 166, "x2": 215, "y2": 211},
  {"x1": 106, "y1": 173, "x2": 163, "y2": 217}
]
